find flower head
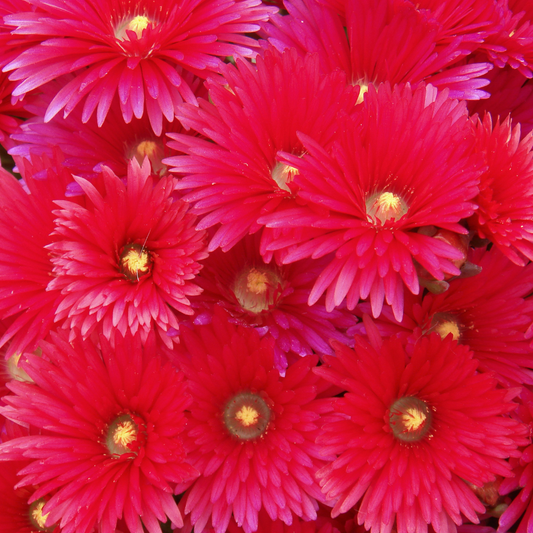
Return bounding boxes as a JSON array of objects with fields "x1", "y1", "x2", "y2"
[
  {"x1": 0, "y1": 150, "x2": 77, "y2": 359},
  {"x1": 315, "y1": 322, "x2": 528, "y2": 533},
  {"x1": 171, "y1": 307, "x2": 333, "y2": 533},
  {"x1": 469, "y1": 113, "x2": 533, "y2": 265},
  {"x1": 0, "y1": 330, "x2": 197, "y2": 533},
  {"x1": 4, "y1": 0, "x2": 276, "y2": 134},
  {"x1": 190, "y1": 232, "x2": 356, "y2": 372},
  {"x1": 166, "y1": 46, "x2": 359, "y2": 252},
  {"x1": 261, "y1": 82, "x2": 482, "y2": 321},
  {"x1": 47, "y1": 157, "x2": 208, "y2": 347}
]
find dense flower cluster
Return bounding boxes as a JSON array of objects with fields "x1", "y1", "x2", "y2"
[{"x1": 0, "y1": 0, "x2": 532, "y2": 533}]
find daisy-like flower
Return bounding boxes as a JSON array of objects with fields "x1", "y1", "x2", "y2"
[
  {"x1": 165, "y1": 46, "x2": 359, "y2": 252},
  {"x1": 171, "y1": 307, "x2": 333, "y2": 533},
  {"x1": 3, "y1": 0, "x2": 276, "y2": 134},
  {"x1": 263, "y1": 0, "x2": 493, "y2": 100},
  {"x1": 0, "y1": 330, "x2": 198, "y2": 533},
  {"x1": 315, "y1": 319, "x2": 529, "y2": 533},
  {"x1": 8, "y1": 75, "x2": 205, "y2": 183},
  {"x1": 469, "y1": 113, "x2": 533, "y2": 265},
  {"x1": 354, "y1": 246, "x2": 533, "y2": 387},
  {"x1": 190, "y1": 232, "x2": 356, "y2": 372},
  {"x1": 0, "y1": 149, "x2": 77, "y2": 359},
  {"x1": 47, "y1": 157, "x2": 208, "y2": 347},
  {"x1": 260, "y1": 82, "x2": 482, "y2": 321}
]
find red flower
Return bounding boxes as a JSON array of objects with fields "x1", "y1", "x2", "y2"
[
  {"x1": 315, "y1": 320, "x2": 528, "y2": 533},
  {"x1": 261, "y1": 83, "x2": 482, "y2": 321},
  {"x1": 4, "y1": 0, "x2": 275, "y2": 134},
  {"x1": 171, "y1": 307, "x2": 333, "y2": 533},
  {"x1": 469, "y1": 113, "x2": 533, "y2": 265},
  {"x1": 0, "y1": 331, "x2": 198, "y2": 533},
  {"x1": 47, "y1": 158, "x2": 207, "y2": 347}
]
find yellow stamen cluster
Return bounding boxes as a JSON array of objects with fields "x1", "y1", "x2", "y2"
[
  {"x1": 223, "y1": 391, "x2": 271, "y2": 440},
  {"x1": 366, "y1": 191, "x2": 408, "y2": 225},
  {"x1": 115, "y1": 15, "x2": 151, "y2": 41},
  {"x1": 119, "y1": 243, "x2": 152, "y2": 282},
  {"x1": 389, "y1": 396, "x2": 432, "y2": 443}
]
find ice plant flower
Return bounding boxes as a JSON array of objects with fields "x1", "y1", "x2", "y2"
[
  {"x1": 315, "y1": 320, "x2": 529, "y2": 533},
  {"x1": 0, "y1": 150, "x2": 77, "y2": 359},
  {"x1": 0, "y1": 330, "x2": 198, "y2": 533},
  {"x1": 263, "y1": 0, "x2": 493, "y2": 100},
  {"x1": 362, "y1": 246, "x2": 533, "y2": 387},
  {"x1": 260, "y1": 82, "x2": 483, "y2": 321},
  {"x1": 171, "y1": 307, "x2": 333, "y2": 533},
  {"x1": 8, "y1": 79, "x2": 203, "y2": 183},
  {"x1": 190, "y1": 233, "x2": 356, "y2": 372},
  {"x1": 469, "y1": 113, "x2": 533, "y2": 265},
  {"x1": 46, "y1": 157, "x2": 207, "y2": 347},
  {"x1": 166, "y1": 46, "x2": 359, "y2": 252},
  {"x1": 3, "y1": 0, "x2": 276, "y2": 134}
]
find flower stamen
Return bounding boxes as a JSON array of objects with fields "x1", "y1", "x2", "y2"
[
  {"x1": 223, "y1": 391, "x2": 270, "y2": 440},
  {"x1": 366, "y1": 191, "x2": 408, "y2": 225}
]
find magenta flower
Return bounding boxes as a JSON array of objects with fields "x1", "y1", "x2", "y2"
[
  {"x1": 171, "y1": 307, "x2": 333, "y2": 533},
  {"x1": 166, "y1": 46, "x2": 359, "y2": 252},
  {"x1": 0, "y1": 330, "x2": 198, "y2": 533},
  {"x1": 315, "y1": 321, "x2": 529, "y2": 533},
  {"x1": 189, "y1": 232, "x2": 356, "y2": 373},
  {"x1": 263, "y1": 0, "x2": 493, "y2": 100},
  {"x1": 261, "y1": 83, "x2": 482, "y2": 321},
  {"x1": 0, "y1": 150, "x2": 76, "y2": 359},
  {"x1": 47, "y1": 158, "x2": 208, "y2": 347},
  {"x1": 4, "y1": 0, "x2": 276, "y2": 134},
  {"x1": 9, "y1": 77, "x2": 204, "y2": 183},
  {"x1": 469, "y1": 113, "x2": 533, "y2": 265}
]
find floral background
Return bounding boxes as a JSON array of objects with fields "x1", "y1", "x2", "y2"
[{"x1": 0, "y1": 1, "x2": 532, "y2": 532}]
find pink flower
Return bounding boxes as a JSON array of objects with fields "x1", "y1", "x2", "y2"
[
  {"x1": 0, "y1": 150, "x2": 76, "y2": 359},
  {"x1": 263, "y1": 0, "x2": 493, "y2": 100},
  {"x1": 0, "y1": 330, "x2": 198, "y2": 533},
  {"x1": 171, "y1": 307, "x2": 333, "y2": 533},
  {"x1": 4, "y1": 0, "x2": 276, "y2": 134},
  {"x1": 260, "y1": 83, "x2": 482, "y2": 321},
  {"x1": 469, "y1": 113, "x2": 533, "y2": 265},
  {"x1": 47, "y1": 158, "x2": 208, "y2": 347},
  {"x1": 315, "y1": 319, "x2": 529, "y2": 533},
  {"x1": 166, "y1": 46, "x2": 359, "y2": 252},
  {"x1": 189, "y1": 232, "x2": 356, "y2": 372}
]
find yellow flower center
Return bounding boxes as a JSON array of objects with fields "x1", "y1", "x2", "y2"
[
  {"x1": 119, "y1": 242, "x2": 153, "y2": 282},
  {"x1": 106, "y1": 413, "x2": 145, "y2": 456},
  {"x1": 430, "y1": 313, "x2": 461, "y2": 342},
  {"x1": 223, "y1": 391, "x2": 271, "y2": 441},
  {"x1": 271, "y1": 162, "x2": 299, "y2": 193},
  {"x1": 389, "y1": 396, "x2": 432, "y2": 443},
  {"x1": 28, "y1": 499, "x2": 54, "y2": 532},
  {"x1": 127, "y1": 139, "x2": 167, "y2": 176},
  {"x1": 235, "y1": 405, "x2": 259, "y2": 427},
  {"x1": 233, "y1": 266, "x2": 283, "y2": 314},
  {"x1": 115, "y1": 15, "x2": 152, "y2": 41},
  {"x1": 366, "y1": 191, "x2": 408, "y2": 225}
]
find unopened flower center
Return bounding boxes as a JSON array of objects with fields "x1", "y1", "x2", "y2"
[
  {"x1": 106, "y1": 413, "x2": 144, "y2": 456},
  {"x1": 366, "y1": 191, "x2": 408, "y2": 225},
  {"x1": 28, "y1": 499, "x2": 53, "y2": 532},
  {"x1": 127, "y1": 139, "x2": 167, "y2": 176},
  {"x1": 119, "y1": 242, "x2": 153, "y2": 282},
  {"x1": 233, "y1": 266, "x2": 283, "y2": 313},
  {"x1": 115, "y1": 15, "x2": 152, "y2": 40},
  {"x1": 272, "y1": 162, "x2": 299, "y2": 193},
  {"x1": 430, "y1": 312, "x2": 461, "y2": 341},
  {"x1": 223, "y1": 391, "x2": 271, "y2": 441},
  {"x1": 389, "y1": 396, "x2": 432, "y2": 443}
]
